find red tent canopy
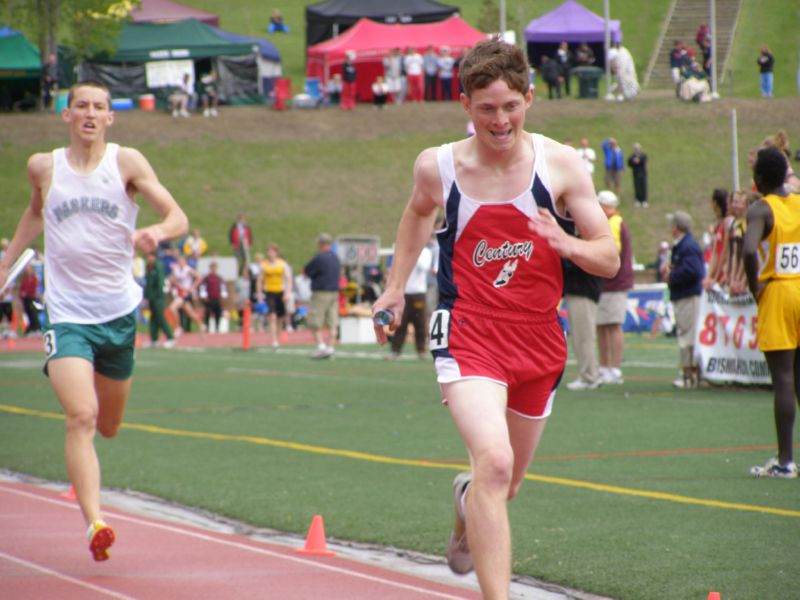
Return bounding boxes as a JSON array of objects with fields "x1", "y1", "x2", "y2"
[
  {"x1": 307, "y1": 16, "x2": 485, "y2": 101},
  {"x1": 130, "y1": 0, "x2": 220, "y2": 27}
]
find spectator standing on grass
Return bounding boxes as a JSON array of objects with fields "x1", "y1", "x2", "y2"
[
  {"x1": 168, "y1": 254, "x2": 205, "y2": 334},
  {"x1": 757, "y1": 46, "x2": 775, "y2": 98},
  {"x1": 199, "y1": 70, "x2": 219, "y2": 118},
  {"x1": 702, "y1": 188, "x2": 731, "y2": 289},
  {"x1": 424, "y1": 45, "x2": 439, "y2": 101},
  {"x1": 370, "y1": 40, "x2": 618, "y2": 599},
  {"x1": 386, "y1": 241, "x2": 432, "y2": 361},
  {"x1": 564, "y1": 257, "x2": 602, "y2": 390},
  {"x1": 384, "y1": 48, "x2": 405, "y2": 105},
  {"x1": 200, "y1": 261, "x2": 226, "y2": 334},
  {"x1": 0, "y1": 80, "x2": 188, "y2": 562},
  {"x1": 539, "y1": 55, "x2": 562, "y2": 99},
  {"x1": 555, "y1": 41, "x2": 573, "y2": 96},
  {"x1": 304, "y1": 233, "x2": 341, "y2": 359},
  {"x1": 341, "y1": 51, "x2": 358, "y2": 110},
  {"x1": 744, "y1": 147, "x2": 800, "y2": 478},
  {"x1": 229, "y1": 213, "x2": 252, "y2": 276},
  {"x1": 181, "y1": 227, "x2": 207, "y2": 268},
  {"x1": 404, "y1": 47, "x2": 425, "y2": 103},
  {"x1": 576, "y1": 137, "x2": 596, "y2": 177},
  {"x1": 18, "y1": 263, "x2": 41, "y2": 334},
  {"x1": 596, "y1": 190, "x2": 633, "y2": 385},
  {"x1": 143, "y1": 251, "x2": 175, "y2": 348},
  {"x1": 660, "y1": 211, "x2": 704, "y2": 389},
  {"x1": 437, "y1": 46, "x2": 456, "y2": 101},
  {"x1": 602, "y1": 138, "x2": 624, "y2": 197},
  {"x1": 627, "y1": 143, "x2": 648, "y2": 208},
  {"x1": 258, "y1": 243, "x2": 292, "y2": 349},
  {"x1": 574, "y1": 42, "x2": 595, "y2": 67}
]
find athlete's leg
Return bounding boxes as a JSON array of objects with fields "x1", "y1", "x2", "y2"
[
  {"x1": 445, "y1": 379, "x2": 512, "y2": 600},
  {"x1": 764, "y1": 349, "x2": 797, "y2": 465},
  {"x1": 608, "y1": 323, "x2": 624, "y2": 370},
  {"x1": 268, "y1": 312, "x2": 279, "y2": 345},
  {"x1": 48, "y1": 357, "x2": 104, "y2": 526},
  {"x1": 94, "y1": 372, "x2": 132, "y2": 439},
  {"x1": 507, "y1": 411, "x2": 548, "y2": 499}
]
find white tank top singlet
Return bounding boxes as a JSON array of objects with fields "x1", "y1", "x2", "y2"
[{"x1": 44, "y1": 143, "x2": 142, "y2": 324}]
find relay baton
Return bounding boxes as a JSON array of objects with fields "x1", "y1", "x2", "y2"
[
  {"x1": 0, "y1": 248, "x2": 35, "y2": 297},
  {"x1": 373, "y1": 309, "x2": 395, "y2": 327}
]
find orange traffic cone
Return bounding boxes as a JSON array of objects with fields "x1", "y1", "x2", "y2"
[
  {"x1": 708, "y1": 593, "x2": 721, "y2": 600},
  {"x1": 7, "y1": 310, "x2": 17, "y2": 350},
  {"x1": 296, "y1": 514, "x2": 335, "y2": 556},
  {"x1": 61, "y1": 485, "x2": 76, "y2": 500}
]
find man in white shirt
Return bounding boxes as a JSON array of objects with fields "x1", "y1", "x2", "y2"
[{"x1": 577, "y1": 137, "x2": 596, "y2": 176}]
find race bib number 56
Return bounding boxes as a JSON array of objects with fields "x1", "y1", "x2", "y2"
[
  {"x1": 776, "y1": 243, "x2": 800, "y2": 274},
  {"x1": 428, "y1": 309, "x2": 450, "y2": 351}
]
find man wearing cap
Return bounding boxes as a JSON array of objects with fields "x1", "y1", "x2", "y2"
[
  {"x1": 661, "y1": 210, "x2": 704, "y2": 388},
  {"x1": 304, "y1": 233, "x2": 341, "y2": 359},
  {"x1": 596, "y1": 190, "x2": 634, "y2": 384}
]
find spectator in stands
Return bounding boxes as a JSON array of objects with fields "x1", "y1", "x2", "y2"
[
  {"x1": 371, "y1": 75, "x2": 389, "y2": 109},
  {"x1": 757, "y1": 46, "x2": 775, "y2": 97},
  {"x1": 268, "y1": 9, "x2": 289, "y2": 33},
  {"x1": 601, "y1": 138, "x2": 624, "y2": 196},
  {"x1": 539, "y1": 55, "x2": 562, "y2": 99},
  {"x1": 404, "y1": 47, "x2": 425, "y2": 103},
  {"x1": 341, "y1": 51, "x2": 358, "y2": 110},
  {"x1": 229, "y1": 213, "x2": 252, "y2": 276},
  {"x1": 200, "y1": 261, "x2": 227, "y2": 334},
  {"x1": 555, "y1": 41, "x2": 573, "y2": 96},
  {"x1": 669, "y1": 40, "x2": 686, "y2": 93},
  {"x1": 702, "y1": 188, "x2": 731, "y2": 290},
  {"x1": 182, "y1": 228, "x2": 207, "y2": 268},
  {"x1": 574, "y1": 42, "x2": 595, "y2": 67},
  {"x1": 423, "y1": 46, "x2": 439, "y2": 101},
  {"x1": 199, "y1": 69, "x2": 219, "y2": 117},
  {"x1": 18, "y1": 263, "x2": 41, "y2": 335},
  {"x1": 437, "y1": 46, "x2": 456, "y2": 101},
  {"x1": 577, "y1": 137, "x2": 596, "y2": 177},
  {"x1": 627, "y1": 143, "x2": 648, "y2": 208},
  {"x1": 143, "y1": 252, "x2": 175, "y2": 348},
  {"x1": 678, "y1": 60, "x2": 712, "y2": 102},
  {"x1": 596, "y1": 190, "x2": 633, "y2": 385},
  {"x1": 695, "y1": 24, "x2": 710, "y2": 52},
  {"x1": 384, "y1": 48, "x2": 405, "y2": 105},
  {"x1": 304, "y1": 233, "x2": 341, "y2": 359},
  {"x1": 661, "y1": 211, "x2": 704, "y2": 389},
  {"x1": 700, "y1": 37, "x2": 712, "y2": 76}
]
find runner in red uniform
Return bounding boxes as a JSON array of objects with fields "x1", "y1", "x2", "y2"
[{"x1": 372, "y1": 40, "x2": 619, "y2": 599}]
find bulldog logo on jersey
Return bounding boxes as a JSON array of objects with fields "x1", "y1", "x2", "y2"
[{"x1": 493, "y1": 259, "x2": 519, "y2": 288}]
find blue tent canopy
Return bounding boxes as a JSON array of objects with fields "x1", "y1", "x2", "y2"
[{"x1": 209, "y1": 26, "x2": 281, "y2": 63}]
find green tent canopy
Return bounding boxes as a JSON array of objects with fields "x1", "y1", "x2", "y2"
[
  {"x1": 0, "y1": 33, "x2": 41, "y2": 78},
  {"x1": 110, "y1": 18, "x2": 254, "y2": 62}
]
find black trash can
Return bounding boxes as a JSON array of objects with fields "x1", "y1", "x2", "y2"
[{"x1": 574, "y1": 66, "x2": 603, "y2": 99}]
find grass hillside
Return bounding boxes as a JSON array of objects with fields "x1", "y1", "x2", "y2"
[{"x1": 1, "y1": 97, "x2": 797, "y2": 271}]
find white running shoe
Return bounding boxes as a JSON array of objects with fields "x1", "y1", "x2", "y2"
[
  {"x1": 750, "y1": 457, "x2": 798, "y2": 479},
  {"x1": 446, "y1": 472, "x2": 473, "y2": 575},
  {"x1": 566, "y1": 378, "x2": 600, "y2": 391}
]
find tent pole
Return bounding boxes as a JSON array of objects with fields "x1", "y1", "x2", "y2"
[{"x1": 710, "y1": 0, "x2": 719, "y2": 98}]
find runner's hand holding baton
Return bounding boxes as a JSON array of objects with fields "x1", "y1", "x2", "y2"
[{"x1": 0, "y1": 248, "x2": 35, "y2": 296}]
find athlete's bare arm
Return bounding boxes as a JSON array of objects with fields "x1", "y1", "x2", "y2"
[
  {"x1": 120, "y1": 147, "x2": 188, "y2": 254},
  {"x1": 372, "y1": 147, "x2": 440, "y2": 342},
  {"x1": 0, "y1": 153, "x2": 51, "y2": 288},
  {"x1": 529, "y1": 139, "x2": 619, "y2": 278},
  {"x1": 743, "y1": 199, "x2": 773, "y2": 300}
]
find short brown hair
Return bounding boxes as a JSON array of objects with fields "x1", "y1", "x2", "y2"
[
  {"x1": 458, "y1": 39, "x2": 530, "y2": 97},
  {"x1": 67, "y1": 80, "x2": 112, "y2": 107}
]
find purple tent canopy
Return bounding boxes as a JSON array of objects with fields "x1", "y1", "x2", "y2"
[{"x1": 524, "y1": 0, "x2": 621, "y2": 44}]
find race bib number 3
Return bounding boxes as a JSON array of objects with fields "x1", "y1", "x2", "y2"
[
  {"x1": 43, "y1": 330, "x2": 57, "y2": 358},
  {"x1": 428, "y1": 309, "x2": 450, "y2": 351},
  {"x1": 776, "y1": 243, "x2": 800, "y2": 274}
]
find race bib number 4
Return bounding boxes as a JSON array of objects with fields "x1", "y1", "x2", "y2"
[
  {"x1": 428, "y1": 309, "x2": 450, "y2": 351},
  {"x1": 776, "y1": 243, "x2": 800, "y2": 274}
]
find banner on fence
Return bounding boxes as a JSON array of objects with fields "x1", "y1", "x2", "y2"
[{"x1": 695, "y1": 289, "x2": 770, "y2": 385}]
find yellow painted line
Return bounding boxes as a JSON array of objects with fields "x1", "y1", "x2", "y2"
[{"x1": 2, "y1": 403, "x2": 799, "y2": 518}]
